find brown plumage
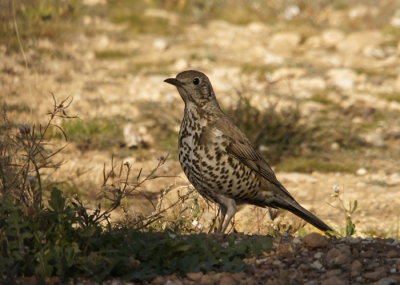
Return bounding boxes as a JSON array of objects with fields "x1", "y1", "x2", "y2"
[{"x1": 164, "y1": 70, "x2": 331, "y2": 234}]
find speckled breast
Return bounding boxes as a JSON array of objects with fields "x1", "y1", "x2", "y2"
[{"x1": 178, "y1": 112, "x2": 262, "y2": 205}]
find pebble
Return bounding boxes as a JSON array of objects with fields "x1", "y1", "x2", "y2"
[
  {"x1": 186, "y1": 272, "x2": 203, "y2": 282},
  {"x1": 303, "y1": 232, "x2": 329, "y2": 249},
  {"x1": 356, "y1": 168, "x2": 368, "y2": 176},
  {"x1": 351, "y1": 260, "x2": 363, "y2": 271},
  {"x1": 219, "y1": 275, "x2": 237, "y2": 285},
  {"x1": 321, "y1": 276, "x2": 348, "y2": 285},
  {"x1": 364, "y1": 267, "x2": 387, "y2": 281}
]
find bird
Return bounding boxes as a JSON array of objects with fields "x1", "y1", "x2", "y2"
[{"x1": 164, "y1": 70, "x2": 332, "y2": 234}]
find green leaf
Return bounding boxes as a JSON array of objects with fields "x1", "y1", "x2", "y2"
[
  {"x1": 48, "y1": 187, "x2": 65, "y2": 211},
  {"x1": 35, "y1": 248, "x2": 55, "y2": 277},
  {"x1": 351, "y1": 200, "x2": 358, "y2": 214}
]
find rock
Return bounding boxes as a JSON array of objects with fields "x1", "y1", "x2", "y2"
[
  {"x1": 327, "y1": 248, "x2": 350, "y2": 266},
  {"x1": 219, "y1": 275, "x2": 237, "y2": 285},
  {"x1": 364, "y1": 267, "x2": 387, "y2": 281},
  {"x1": 283, "y1": 5, "x2": 300, "y2": 20},
  {"x1": 311, "y1": 260, "x2": 324, "y2": 270},
  {"x1": 200, "y1": 274, "x2": 214, "y2": 284},
  {"x1": 321, "y1": 276, "x2": 348, "y2": 285},
  {"x1": 268, "y1": 32, "x2": 301, "y2": 56},
  {"x1": 326, "y1": 68, "x2": 358, "y2": 89},
  {"x1": 123, "y1": 123, "x2": 154, "y2": 149},
  {"x1": 391, "y1": 9, "x2": 400, "y2": 28},
  {"x1": 351, "y1": 260, "x2": 363, "y2": 271},
  {"x1": 388, "y1": 250, "x2": 399, "y2": 259},
  {"x1": 356, "y1": 168, "x2": 368, "y2": 176},
  {"x1": 363, "y1": 45, "x2": 386, "y2": 59},
  {"x1": 264, "y1": 52, "x2": 285, "y2": 65},
  {"x1": 303, "y1": 232, "x2": 329, "y2": 249},
  {"x1": 164, "y1": 279, "x2": 183, "y2": 285},
  {"x1": 360, "y1": 131, "x2": 385, "y2": 147},
  {"x1": 153, "y1": 39, "x2": 168, "y2": 50},
  {"x1": 186, "y1": 272, "x2": 203, "y2": 282},
  {"x1": 374, "y1": 277, "x2": 398, "y2": 285},
  {"x1": 336, "y1": 30, "x2": 384, "y2": 54},
  {"x1": 152, "y1": 276, "x2": 165, "y2": 285},
  {"x1": 322, "y1": 29, "x2": 345, "y2": 48}
]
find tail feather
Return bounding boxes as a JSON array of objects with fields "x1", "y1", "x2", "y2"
[{"x1": 280, "y1": 200, "x2": 332, "y2": 232}]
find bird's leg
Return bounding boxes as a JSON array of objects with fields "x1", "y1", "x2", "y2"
[
  {"x1": 217, "y1": 204, "x2": 227, "y2": 233},
  {"x1": 219, "y1": 199, "x2": 237, "y2": 234}
]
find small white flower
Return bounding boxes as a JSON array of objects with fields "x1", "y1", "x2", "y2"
[{"x1": 332, "y1": 184, "x2": 339, "y2": 193}]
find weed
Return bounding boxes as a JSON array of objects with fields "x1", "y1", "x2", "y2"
[
  {"x1": 328, "y1": 184, "x2": 357, "y2": 237},
  {"x1": 54, "y1": 117, "x2": 123, "y2": 152}
]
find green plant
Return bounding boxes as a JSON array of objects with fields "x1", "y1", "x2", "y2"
[{"x1": 328, "y1": 184, "x2": 358, "y2": 237}]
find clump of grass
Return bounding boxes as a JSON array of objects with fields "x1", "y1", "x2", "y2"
[
  {"x1": 1, "y1": 0, "x2": 80, "y2": 53},
  {"x1": 225, "y1": 91, "x2": 310, "y2": 165},
  {"x1": 95, "y1": 50, "x2": 132, "y2": 60},
  {"x1": 276, "y1": 156, "x2": 359, "y2": 173},
  {"x1": 53, "y1": 117, "x2": 124, "y2": 152}
]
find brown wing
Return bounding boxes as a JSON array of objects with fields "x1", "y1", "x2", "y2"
[{"x1": 215, "y1": 116, "x2": 295, "y2": 199}]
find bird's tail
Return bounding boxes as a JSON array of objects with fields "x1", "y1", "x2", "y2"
[{"x1": 280, "y1": 199, "x2": 332, "y2": 232}]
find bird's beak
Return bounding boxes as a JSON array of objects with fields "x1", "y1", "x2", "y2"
[{"x1": 164, "y1": 78, "x2": 182, "y2": 86}]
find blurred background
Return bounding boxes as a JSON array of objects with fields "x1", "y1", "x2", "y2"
[{"x1": 1, "y1": 0, "x2": 400, "y2": 236}]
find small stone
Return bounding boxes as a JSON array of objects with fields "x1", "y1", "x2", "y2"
[
  {"x1": 321, "y1": 276, "x2": 348, "y2": 285},
  {"x1": 219, "y1": 275, "x2": 237, "y2": 285},
  {"x1": 268, "y1": 32, "x2": 301, "y2": 56},
  {"x1": 356, "y1": 168, "x2": 368, "y2": 176},
  {"x1": 387, "y1": 250, "x2": 398, "y2": 258},
  {"x1": 360, "y1": 131, "x2": 385, "y2": 147},
  {"x1": 152, "y1": 276, "x2": 165, "y2": 285},
  {"x1": 199, "y1": 274, "x2": 213, "y2": 284},
  {"x1": 364, "y1": 267, "x2": 387, "y2": 281},
  {"x1": 314, "y1": 252, "x2": 324, "y2": 259},
  {"x1": 311, "y1": 260, "x2": 324, "y2": 270},
  {"x1": 360, "y1": 250, "x2": 375, "y2": 258},
  {"x1": 351, "y1": 260, "x2": 363, "y2": 272},
  {"x1": 186, "y1": 272, "x2": 203, "y2": 282},
  {"x1": 164, "y1": 279, "x2": 183, "y2": 285},
  {"x1": 153, "y1": 39, "x2": 168, "y2": 50},
  {"x1": 374, "y1": 277, "x2": 397, "y2": 285},
  {"x1": 322, "y1": 29, "x2": 345, "y2": 48},
  {"x1": 299, "y1": 263, "x2": 310, "y2": 272},
  {"x1": 326, "y1": 269, "x2": 341, "y2": 277},
  {"x1": 336, "y1": 30, "x2": 384, "y2": 54},
  {"x1": 303, "y1": 232, "x2": 328, "y2": 249},
  {"x1": 346, "y1": 236, "x2": 361, "y2": 244},
  {"x1": 293, "y1": 237, "x2": 303, "y2": 244}
]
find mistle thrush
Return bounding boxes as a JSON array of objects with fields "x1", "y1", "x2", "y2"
[{"x1": 164, "y1": 70, "x2": 332, "y2": 234}]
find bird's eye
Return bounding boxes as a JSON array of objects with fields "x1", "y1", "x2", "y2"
[{"x1": 193, "y1": 77, "x2": 200, "y2": 85}]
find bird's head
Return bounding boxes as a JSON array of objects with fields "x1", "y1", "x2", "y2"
[{"x1": 164, "y1": 70, "x2": 220, "y2": 110}]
